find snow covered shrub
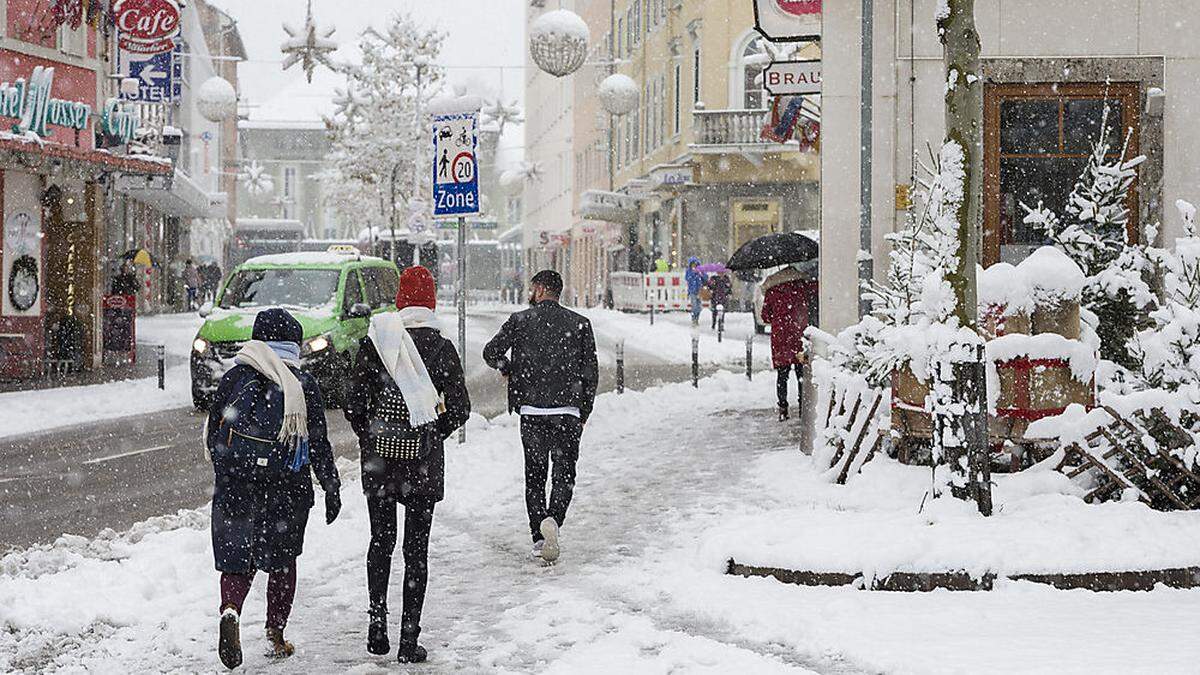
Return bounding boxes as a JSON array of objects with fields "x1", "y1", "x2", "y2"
[
  {"x1": 1022, "y1": 108, "x2": 1153, "y2": 370},
  {"x1": 1134, "y1": 201, "x2": 1200, "y2": 391}
]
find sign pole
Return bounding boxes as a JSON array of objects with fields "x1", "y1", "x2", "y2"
[{"x1": 457, "y1": 214, "x2": 467, "y2": 444}]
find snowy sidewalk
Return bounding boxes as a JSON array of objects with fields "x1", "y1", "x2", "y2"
[{"x1": 4, "y1": 370, "x2": 1194, "y2": 673}]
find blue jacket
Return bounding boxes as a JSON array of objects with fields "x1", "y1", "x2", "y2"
[
  {"x1": 685, "y1": 257, "x2": 707, "y2": 296},
  {"x1": 205, "y1": 364, "x2": 339, "y2": 573}
]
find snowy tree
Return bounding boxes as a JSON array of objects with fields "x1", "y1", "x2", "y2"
[
  {"x1": 1023, "y1": 108, "x2": 1153, "y2": 370},
  {"x1": 322, "y1": 14, "x2": 445, "y2": 238},
  {"x1": 1134, "y1": 201, "x2": 1200, "y2": 391}
]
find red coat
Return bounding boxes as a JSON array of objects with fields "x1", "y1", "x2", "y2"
[{"x1": 761, "y1": 279, "x2": 812, "y2": 368}]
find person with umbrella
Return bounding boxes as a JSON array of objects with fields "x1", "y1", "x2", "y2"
[{"x1": 761, "y1": 266, "x2": 816, "y2": 421}]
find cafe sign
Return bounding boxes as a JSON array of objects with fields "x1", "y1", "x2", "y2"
[
  {"x1": 753, "y1": 0, "x2": 821, "y2": 42},
  {"x1": 113, "y1": 0, "x2": 183, "y2": 55},
  {"x1": 0, "y1": 66, "x2": 141, "y2": 143}
]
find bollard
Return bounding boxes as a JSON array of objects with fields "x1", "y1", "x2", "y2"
[
  {"x1": 717, "y1": 304, "x2": 725, "y2": 343},
  {"x1": 649, "y1": 302, "x2": 655, "y2": 325},
  {"x1": 156, "y1": 344, "x2": 165, "y2": 390},
  {"x1": 745, "y1": 333, "x2": 753, "y2": 381},
  {"x1": 692, "y1": 334, "x2": 700, "y2": 388},
  {"x1": 616, "y1": 339, "x2": 625, "y2": 394}
]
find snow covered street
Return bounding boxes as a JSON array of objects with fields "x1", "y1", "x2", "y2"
[{"x1": 4, "y1": 370, "x2": 1196, "y2": 673}]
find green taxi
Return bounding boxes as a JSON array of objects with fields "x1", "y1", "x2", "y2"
[{"x1": 190, "y1": 247, "x2": 400, "y2": 409}]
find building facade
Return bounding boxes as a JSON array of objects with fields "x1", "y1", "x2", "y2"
[
  {"x1": 527, "y1": 0, "x2": 821, "y2": 307},
  {"x1": 821, "y1": 0, "x2": 1197, "y2": 333}
]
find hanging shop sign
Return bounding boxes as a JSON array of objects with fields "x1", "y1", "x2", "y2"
[
  {"x1": 753, "y1": 0, "x2": 821, "y2": 42},
  {"x1": 763, "y1": 59, "x2": 822, "y2": 96},
  {"x1": 580, "y1": 190, "x2": 639, "y2": 225},
  {"x1": 0, "y1": 66, "x2": 141, "y2": 144},
  {"x1": 113, "y1": 0, "x2": 182, "y2": 55}
]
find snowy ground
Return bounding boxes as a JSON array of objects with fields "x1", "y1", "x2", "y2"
[
  {"x1": 0, "y1": 313, "x2": 204, "y2": 439},
  {"x1": 3, "y1": 371, "x2": 1195, "y2": 673}
]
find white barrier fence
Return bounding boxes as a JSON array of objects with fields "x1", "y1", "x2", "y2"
[{"x1": 611, "y1": 272, "x2": 691, "y2": 312}]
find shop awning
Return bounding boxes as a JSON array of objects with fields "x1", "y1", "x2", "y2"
[
  {"x1": 0, "y1": 133, "x2": 172, "y2": 179},
  {"x1": 115, "y1": 169, "x2": 227, "y2": 218}
]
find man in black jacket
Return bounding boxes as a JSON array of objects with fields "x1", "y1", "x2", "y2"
[{"x1": 483, "y1": 270, "x2": 598, "y2": 563}]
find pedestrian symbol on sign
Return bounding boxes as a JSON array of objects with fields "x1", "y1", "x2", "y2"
[{"x1": 432, "y1": 110, "x2": 480, "y2": 217}]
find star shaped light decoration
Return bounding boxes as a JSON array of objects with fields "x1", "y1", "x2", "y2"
[
  {"x1": 239, "y1": 161, "x2": 275, "y2": 197},
  {"x1": 516, "y1": 160, "x2": 543, "y2": 183},
  {"x1": 482, "y1": 99, "x2": 525, "y2": 135},
  {"x1": 281, "y1": 0, "x2": 339, "y2": 83},
  {"x1": 332, "y1": 83, "x2": 369, "y2": 120}
]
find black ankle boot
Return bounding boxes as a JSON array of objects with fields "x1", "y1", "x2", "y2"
[
  {"x1": 367, "y1": 612, "x2": 390, "y2": 655},
  {"x1": 397, "y1": 641, "x2": 427, "y2": 664}
]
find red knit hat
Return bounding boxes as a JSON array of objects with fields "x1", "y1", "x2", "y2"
[{"x1": 396, "y1": 266, "x2": 437, "y2": 310}]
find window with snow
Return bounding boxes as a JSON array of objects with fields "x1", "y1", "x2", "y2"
[{"x1": 984, "y1": 82, "x2": 1140, "y2": 266}]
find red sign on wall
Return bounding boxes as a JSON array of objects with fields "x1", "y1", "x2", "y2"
[
  {"x1": 112, "y1": 0, "x2": 181, "y2": 55},
  {"x1": 777, "y1": 0, "x2": 821, "y2": 16}
]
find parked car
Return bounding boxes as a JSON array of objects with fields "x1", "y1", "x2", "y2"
[{"x1": 190, "y1": 246, "x2": 400, "y2": 409}]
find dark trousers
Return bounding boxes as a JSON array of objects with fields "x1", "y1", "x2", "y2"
[
  {"x1": 366, "y1": 496, "x2": 435, "y2": 642},
  {"x1": 520, "y1": 415, "x2": 582, "y2": 542},
  {"x1": 220, "y1": 566, "x2": 296, "y2": 630},
  {"x1": 777, "y1": 363, "x2": 804, "y2": 411}
]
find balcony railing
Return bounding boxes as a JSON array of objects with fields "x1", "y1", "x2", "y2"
[{"x1": 692, "y1": 109, "x2": 775, "y2": 151}]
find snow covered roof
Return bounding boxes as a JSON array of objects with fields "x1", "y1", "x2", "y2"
[{"x1": 243, "y1": 250, "x2": 383, "y2": 266}]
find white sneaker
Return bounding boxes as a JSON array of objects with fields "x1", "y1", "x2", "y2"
[
  {"x1": 539, "y1": 517, "x2": 560, "y2": 563},
  {"x1": 530, "y1": 540, "x2": 545, "y2": 559}
]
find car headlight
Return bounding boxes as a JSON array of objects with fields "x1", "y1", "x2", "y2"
[
  {"x1": 304, "y1": 335, "x2": 330, "y2": 355},
  {"x1": 193, "y1": 338, "x2": 209, "y2": 354}
]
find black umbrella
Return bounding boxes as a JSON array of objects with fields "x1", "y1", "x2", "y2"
[{"x1": 726, "y1": 232, "x2": 818, "y2": 271}]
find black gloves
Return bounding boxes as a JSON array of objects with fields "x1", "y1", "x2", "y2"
[{"x1": 325, "y1": 489, "x2": 341, "y2": 524}]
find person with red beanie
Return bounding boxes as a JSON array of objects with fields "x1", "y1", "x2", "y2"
[{"x1": 344, "y1": 266, "x2": 470, "y2": 663}]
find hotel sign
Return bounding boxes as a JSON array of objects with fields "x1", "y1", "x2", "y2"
[{"x1": 0, "y1": 66, "x2": 141, "y2": 143}]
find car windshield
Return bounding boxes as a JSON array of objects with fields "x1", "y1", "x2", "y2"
[{"x1": 219, "y1": 268, "x2": 340, "y2": 309}]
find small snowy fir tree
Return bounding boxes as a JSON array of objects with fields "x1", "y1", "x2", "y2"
[
  {"x1": 1134, "y1": 201, "x2": 1200, "y2": 391},
  {"x1": 1023, "y1": 107, "x2": 1152, "y2": 370},
  {"x1": 322, "y1": 15, "x2": 445, "y2": 238}
]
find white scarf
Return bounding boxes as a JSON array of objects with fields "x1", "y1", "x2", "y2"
[
  {"x1": 368, "y1": 309, "x2": 440, "y2": 426},
  {"x1": 235, "y1": 340, "x2": 308, "y2": 443}
]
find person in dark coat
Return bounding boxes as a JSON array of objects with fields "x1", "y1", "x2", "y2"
[
  {"x1": 344, "y1": 266, "x2": 470, "y2": 664},
  {"x1": 483, "y1": 270, "x2": 598, "y2": 564},
  {"x1": 706, "y1": 273, "x2": 733, "y2": 330},
  {"x1": 204, "y1": 308, "x2": 341, "y2": 669},
  {"x1": 761, "y1": 273, "x2": 815, "y2": 421}
]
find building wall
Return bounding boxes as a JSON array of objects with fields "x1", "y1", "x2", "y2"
[
  {"x1": 821, "y1": 0, "x2": 1200, "y2": 333},
  {"x1": 237, "y1": 126, "x2": 333, "y2": 238}
]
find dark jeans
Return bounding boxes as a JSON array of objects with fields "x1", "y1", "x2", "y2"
[
  {"x1": 520, "y1": 415, "x2": 582, "y2": 542},
  {"x1": 777, "y1": 363, "x2": 804, "y2": 411},
  {"x1": 367, "y1": 495, "x2": 435, "y2": 642},
  {"x1": 220, "y1": 566, "x2": 296, "y2": 630}
]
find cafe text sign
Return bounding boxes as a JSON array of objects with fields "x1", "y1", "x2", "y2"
[
  {"x1": 113, "y1": 0, "x2": 182, "y2": 55},
  {"x1": 753, "y1": 0, "x2": 821, "y2": 42},
  {"x1": 0, "y1": 66, "x2": 141, "y2": 143}
]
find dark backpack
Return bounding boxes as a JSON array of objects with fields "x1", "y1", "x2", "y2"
[{"x1": 212, "y1": 371, "x2": 305, "y2": 475}]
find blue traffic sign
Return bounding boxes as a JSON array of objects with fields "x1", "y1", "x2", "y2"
[
  {"x1": 120, "y1": 46, "x2": 181, "y2": 103},
  {"x1": 432, "y1": 111, "x2": 480, "y2": 218}
]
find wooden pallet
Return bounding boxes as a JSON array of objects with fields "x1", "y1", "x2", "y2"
[
  {"x1": 819, "y1": 384, "x2": 887, "y2": 485},
  {"x1": 1058, "y1": 406, "x2": 1200, "y2": 510}
]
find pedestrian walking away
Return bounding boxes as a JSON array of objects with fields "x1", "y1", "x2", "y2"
[
  {"x1": 184, "y1": 259, "x2": 201, "y2": 310},
  {"x1": 685, "y1": 257, "x2": 708, "y2": 326},
  {"x1": 706, "y1": 272, "x2": 733, "y2": 331},
  {"x1": 203, "y1": 308, "x2": 341, "y2": 669},
  {"x1": 483, "y1": 270, "x2": 599, "y2": 564},
  {"x1": 344, "y1": 265, "x2": 470, "y2": 664},
  {"x1": 761, "y1": 267, "x2": 815, "y2": 421}
]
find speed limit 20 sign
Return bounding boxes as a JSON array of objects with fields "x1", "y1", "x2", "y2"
[{"x1": 432, "y1": 111, "x2": 480, "y2": 218}]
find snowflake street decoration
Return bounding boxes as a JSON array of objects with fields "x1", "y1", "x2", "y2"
[
  {"x1": 482, "y1": 99, "x2": 524, "y2": 134},
  {"x1": 281, "y1": 0, "x2": 339, "y2": 83},
  {"x1": 332, "y1": 84, "x2": 368, "y2": 120},
  {"x1": 529, "y1": 9, "x2": 589, "y2": 78},
  {"x1": 517, "y1": 160, "x2": 543, "y2": 183},
  {"x1": 239, "y1": 161, "x2": 275, "y2": 197}
]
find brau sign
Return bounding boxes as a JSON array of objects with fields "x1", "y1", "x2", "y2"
[{"x1": 763, "y1": 60, "x2": 822, "y2": 96}]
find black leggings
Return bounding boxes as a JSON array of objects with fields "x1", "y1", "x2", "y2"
[
  {"x1": 366, "y1": 495, "x2": 435, "y2": 641},
  {"x1": 777, "y1": 363, "x2": 804, "y2": 411}
]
